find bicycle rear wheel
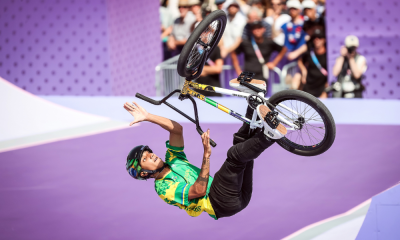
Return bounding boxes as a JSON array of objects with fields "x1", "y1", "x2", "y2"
[
  {"x1": 268, "y1": 90, "x2": 336, "y2": 156},
  {"x1": 177, "y1": 10, "x2": 227, "y2": 79}
]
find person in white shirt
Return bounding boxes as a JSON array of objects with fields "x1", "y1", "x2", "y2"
[
  {"x1": 167, "y1": 0, "x2": 196, "y2": 55},
  {"x1": 332, "y1": 35, "x2": 367, "y2": 98},
  {"x1": 220, "y1": 2, "x2": 247, "y2": 58}
]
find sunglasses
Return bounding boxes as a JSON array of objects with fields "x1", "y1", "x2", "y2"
[
  {"x1": 178, "y1": 6, "x2": 189, "y2": 9},
  {"x1": 272, "y1": 3, "x2": 283, "y2": 6}
]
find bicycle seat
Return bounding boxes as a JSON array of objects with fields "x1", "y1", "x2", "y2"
[{"x1": 229, "y1": 78, "x2": 266, "y2": 95}]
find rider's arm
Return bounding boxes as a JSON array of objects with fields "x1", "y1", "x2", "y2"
[
  {"x1": 124, "y1": 102, "x2": 184, "y2": 147},
  {"x1": 147, "y1": 114, "x2": 184, "y2": 148},
  {"x1": 188, "y1": 130, "x2": 211, "y2": 200}
]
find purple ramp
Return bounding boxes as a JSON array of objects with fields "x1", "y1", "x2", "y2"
[
  {"x1": 0, "y1": 123, "x2": 400, "y2": 240},
  {"x1": 356, "y1": 184, "x2": 400, "y2": 240}
]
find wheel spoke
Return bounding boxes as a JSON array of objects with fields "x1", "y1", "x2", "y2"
[
  {"x1": 275, "y1": 98, "x2": 326, "y2": 148},
  {"x1": 186, "y1": 20, "x2": 220, "y2": 70}
]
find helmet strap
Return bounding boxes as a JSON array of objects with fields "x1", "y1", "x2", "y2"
[{"x1": 142, "y1": 163, "x2": 166, "y2": 179}]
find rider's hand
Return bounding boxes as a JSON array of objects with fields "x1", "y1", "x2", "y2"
[
  {"x1": 201, "y1": 129, "x2": 212, "y2": 157},
  {"x1": 124, "y1": 101, "x2": 149, "y2": 126}
]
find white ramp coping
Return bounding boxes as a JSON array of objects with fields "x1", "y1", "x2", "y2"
[{"x1": 282, "y1": 199, "x2": 371, "y2": 240}]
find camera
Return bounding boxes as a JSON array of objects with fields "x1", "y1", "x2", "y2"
[{"x1": 347, "y1": 46, "x2": 356, "y2": 54}]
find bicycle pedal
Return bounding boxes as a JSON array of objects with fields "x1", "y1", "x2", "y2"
[
  {"x1": 264, "y1": 111, "x2": 280, "y2": 130},
  {"x1": 237, "y1": 72, "x2": 255, "y2": 83}
]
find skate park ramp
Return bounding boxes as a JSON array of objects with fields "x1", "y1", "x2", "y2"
[
  {"x1": 355, "y1": 184, "x2": 400, "y2": 240},
  {"x1": 0, "y1": 77, "x2": 128, "y2": 152},
  {"x1": 1, "y1": 80, "x2": 400, "y2": 239}
]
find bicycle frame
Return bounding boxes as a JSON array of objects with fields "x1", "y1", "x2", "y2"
[{"x1": 181, "y1": 81, "x2": 299, "y2": 130}]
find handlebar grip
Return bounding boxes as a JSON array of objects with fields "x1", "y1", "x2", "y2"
[
  {"x1": 135, "y1": 93, "x2": 161, "y2": 105},
  {"x1": 196, "y1": 128, "x2": 217, "y2": 147},
  {"x1": 209, "y1": 138, "x2": 217, "y2": 147}
]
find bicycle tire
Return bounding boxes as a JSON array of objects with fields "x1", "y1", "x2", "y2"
[
  {"x1": 177, "y1": 10, "x2": 227, "y2": 78},
  {"x1": 268, "y1": 90, "x2": 336, "y2": 156}
]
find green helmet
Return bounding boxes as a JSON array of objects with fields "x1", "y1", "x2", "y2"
[
  {"x1": 126, "y1": 145, "x2": 153, "y2": 180},
  {"x1": 126, "y1": 145, "x2": 165, "y2": 181}
]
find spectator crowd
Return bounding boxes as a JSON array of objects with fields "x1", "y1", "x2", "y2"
[{"x1": 160, "y1": 0, "x2": 367, "y2": 98}]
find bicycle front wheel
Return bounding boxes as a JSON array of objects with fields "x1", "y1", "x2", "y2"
[
  {"x1": 177, "y1": 10, "x2": 227, "y2": 79},
  {"x1": 268, "y1": 90, "x2": 336, "y2": 156}
]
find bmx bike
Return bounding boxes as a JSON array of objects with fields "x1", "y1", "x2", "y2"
[{"x1": 136, "y1": 10, "x2": 336, "y2": 156}]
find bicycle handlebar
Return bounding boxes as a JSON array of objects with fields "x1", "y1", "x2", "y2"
[
  {"x1": 135, "y1": 92, "x2": 217, "y2": 148},
  {"x1": 196, "y1": 128, "x2": 217, "y2": 147},
  {"x1": 136, "y1": 93, "x2": 162, "y2": 105}
]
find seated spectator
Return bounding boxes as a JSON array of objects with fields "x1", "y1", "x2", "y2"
[
  {"x1": 281, "y1": 0, "x2": 307, "y2": 89},
  {"x1": 231, "y1": 21, "x2": 287, "y2": 87},
  {"x1": 332, "y1": 35, "x2": 367, "y2": 98},
  {"x1": 167, "y1": 0, "x2": 196, "y2": 56},
  {"x1": 298, "y1": 29, "x2": 328, "y2": 98},
  {"x1": 302, "y1": 0, "x2": 325, "y2": 38},
  {"x1": 195, "y1": 46, "x2": 224, "y2": 97},
  {"x1": 264, "y1": 0, "x2": 291, "y2": 46},
  {"x1": 220, "y1": 1, "x2": 247, "y2": 58}
]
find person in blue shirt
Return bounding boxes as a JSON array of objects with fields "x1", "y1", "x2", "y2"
[{"x1": 280, "y1": 0, "x2": 308, "y2": 89}]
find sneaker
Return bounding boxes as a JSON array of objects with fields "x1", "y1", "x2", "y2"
[
  {"x1": 256, "y1": 105, "x2": 287, "y2": 139},
  {"x1": 229, "y1": 78, "x2": 266, "y2": 95}
]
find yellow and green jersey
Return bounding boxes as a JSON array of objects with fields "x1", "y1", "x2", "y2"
[{"x1": 154, "y1": 141, "x2": 217, "y2": 220}]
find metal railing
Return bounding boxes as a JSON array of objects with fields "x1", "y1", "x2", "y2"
[
  {"x1": 279, "y1": 61, "x2": 299, "y2": 90},
  {"x1": 155, "y1": 55, "x2": 184, "y2": 96},
  {"x1": 155, "y1": 55, "x2": 298, "y2": 96}
]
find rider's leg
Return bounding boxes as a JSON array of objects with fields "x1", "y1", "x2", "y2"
[
  {"x1": 240, "y1": 160, "x2": 254, "y2": 209},
  {"x1": 209, "y1": 131, "x2": 274, "y2": 218},
  {"x1": 234, "y1": 106, "x2": 260, "y2": 144}
]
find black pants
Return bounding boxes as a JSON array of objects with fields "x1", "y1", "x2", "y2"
[{"x1": 209, "y1": 107, "x2": 275, "y2": 218}]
